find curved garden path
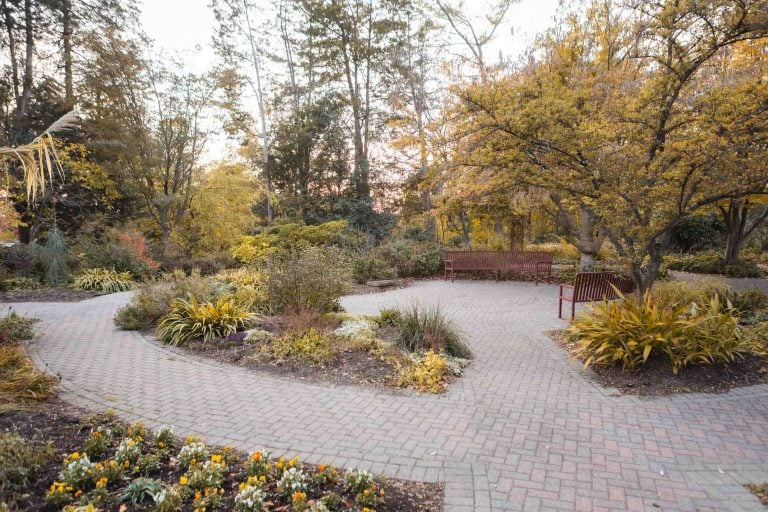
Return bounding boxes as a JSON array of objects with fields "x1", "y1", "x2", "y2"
[{"x1": 7, "y1": 280, "x2": 768, "y2": 511}]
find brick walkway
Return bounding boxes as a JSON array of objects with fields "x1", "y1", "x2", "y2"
[{"x1": 8, "y1": 280, "x2": 768, "y2": 511}]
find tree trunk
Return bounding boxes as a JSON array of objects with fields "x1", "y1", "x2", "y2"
[
  {"x1": 15, "y1": 0, "x2": 33, "y2": 129},
  {"x1": 161, "y1": 224, "x2": 171, "y2": 261},
  {"x1": 459, "y1": 209, "x2": 471, "y2": 246},
  {"x1": 721, "y1": 199, "x2": 768, "y2": 265},
  {"x1": 242, "y1": 0, "x2": 272, "y2": 223},
  {"x1": 62, "y1": 0, "x2": 74, "y2": 108},
  {"x1": 551, "y1": 198, "x2": 604, "y2": 270},
  {"x1": 630, "y1": 231, "x2": 672, "y2": 296},
  {"x1": 577, "y1": 207, "x2": 603, "y2": 271}
]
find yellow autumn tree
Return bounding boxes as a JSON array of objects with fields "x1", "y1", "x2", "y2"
[
  {"x1": 448, "y1": 0, "x2": 768, "y2": 293},
  {"x1": 174, "y1": 162, "x2": 262, "y2": 256}
]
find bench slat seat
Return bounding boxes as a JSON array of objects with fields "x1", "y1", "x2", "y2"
[
  {"x1": 558, "y1": 271, "x2": 636, "y2": 318},
  {"x1": 443, "y1": 250, "x2": 554, "y2": 284}
]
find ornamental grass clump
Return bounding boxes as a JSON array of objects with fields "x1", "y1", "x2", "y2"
[
  {"x1": 114, "y1": 274, "x2": 221, "y2": 330},
  {"x1": 0, "y1": 345, "x2": 57, "y2": 410},
  {"x1": 567, "y1": 291, "x2": 767, "y2": 374},
  {"x1": 394, "y1": 304, "x2": 471, "y2": 359},
  {"x1": 157, "y1": 294, "x2": 254, "y2": 346},
  {"x1": 73, "y1": 268, "x2": 133, "y2": 293}
]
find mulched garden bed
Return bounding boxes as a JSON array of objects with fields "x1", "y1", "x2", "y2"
[
  {"x1": 348, "y1": 279, "x2": 412, "y2": 295},
  {"x1": 0, "y1": 287, "x2": 101, "y2": 303},
  {"x1": 183, "y1": 337, "x2": 403, "y2": 389},
  {"x1": 747, "y1": 483, "x2": 768, "y2": 507},
  {"x1": 0, "y1": 398, "x2": 442, "y2": 511},
  {"x1": 549, "y1": 330, "x2": 768, "y2": 396}
]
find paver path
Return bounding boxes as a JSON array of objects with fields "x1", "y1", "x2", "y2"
[{"x1": 8, "y1": 280, "x2": 768, "y2": 511}]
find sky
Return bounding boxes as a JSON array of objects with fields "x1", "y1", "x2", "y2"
[
  {"x1": 139, "y1": 0, "x2": 563, "y2": 161},
  {"x1": 141, "y1": 0, "x2": 562, "y2": 63}
]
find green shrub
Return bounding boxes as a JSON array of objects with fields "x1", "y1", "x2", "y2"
[
  {"x1": 664, "y1": 251, "x2": 764, "y2": 278},
  {"x1": 352, "y1": 256, "x2": 397, "y2": 283},
  {"x1": 731, "y1": 289, "x2": 768, "y2": 314},
  {"x1": 232, "y1": 220, "x2": 365, "y2": 266},
  {"x1": 567, "y1": 292, "x2": 766, "y2": 374},
  {"x1": 652, "y1": 279, "x2": 732, "y2": 309},
  {"x1": 0, "y1": 312, "x2": 37, "y2": 345},
  {"x1": 376, "y1": 308, "x2": 402, "y2": 327},
  {"x1": 1, "y1": 276, "x2": 41, "y2": 291},
  {"x1": 114, "y1": 274, "x2": 222, "y2": 330},
  {"x1": 373, "y1": 233, "x2": 443, "y2": 278},
  {"x1": 393, "y1": 305, "x2": 471, "y2": 359},
  {"x1": 157, "y1": 295, "x2": 254, "y2": 346},
  {"x1": 164, "y1": 252, "x2": 237, "y2": 276},
  {"x1": 73, "y1": 268, "x2": 133, "y2": 293},
  {"x1": 218, "y1": 269, "x2": 270, "y2": 313},
  {"x1": 266, "y1": 329, "x2": 336, "y2": 365},
  {"x1": 266, "y1": 246, "x2": 351, "y2": 313},
  {"x1": 0, "y1": 432, "x2": 56, "y2": 497},
  {"x1": 670, "y1": 214, "x2": 724, "y2": 252}
]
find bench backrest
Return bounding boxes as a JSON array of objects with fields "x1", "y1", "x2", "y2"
[
  {"x1": 573, "y1": 272, "x2": 636, "y2": 301},
  {"x1": 444, "y1": 250, "x2": 510, "y2": 270},
  {"x1": 444, "y1": 250, "x2": 553, "y2": 268}
]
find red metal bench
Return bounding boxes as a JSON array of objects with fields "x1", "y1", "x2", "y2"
[
  {"x1": 443, "y1": 250, "x2": 553, "y2": 284},
  {"x1": 558, "y1": 271, "x2": 637, "y2": 318}
]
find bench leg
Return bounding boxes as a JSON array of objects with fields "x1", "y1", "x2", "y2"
[
  {"x1": 558, "y1": 298, "x2": 562, "y2": 318},
  {"x1": 535, "y1": 269, "x2": 539, "y2": 286},
  {"x1": 496, "y1": 270, "x2": 499, "y2": 282},
  {"x1": 451, "y1": 269, "x2": 455, "y2": 283},
  {"x1": 571, "y1": 300, "x2": 576, "y2": 318}
]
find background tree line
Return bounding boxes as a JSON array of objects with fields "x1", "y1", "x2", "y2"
[{"x1": 2, "y1": 0, "x2": 768, "y2": 295}]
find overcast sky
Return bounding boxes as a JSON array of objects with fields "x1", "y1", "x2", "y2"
[
  {"x1": 140, "y1": 0, "x2": 562, "y2": 69},
  {"x1": 139, "y1": 0, "x2": 563, "y2": 161}
]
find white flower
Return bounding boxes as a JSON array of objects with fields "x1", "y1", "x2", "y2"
[
  {"x1": 235, "y1": 485, "x2": 266, "y2": 512},
  {"x1": 333, "y1": 318, "x2": 378, "y2": 339},
  {"x1": 278, "y1": 467, "x2": 308, "y2": 495}
]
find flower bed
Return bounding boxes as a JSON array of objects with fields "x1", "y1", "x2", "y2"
[{"x1": 0, "y1": 399, "x2": 442, "y2": 511}]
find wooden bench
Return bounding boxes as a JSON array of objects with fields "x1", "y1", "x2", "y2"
[
  {"x1": 558, "y1": 271, "x2": 637, "y2": 318},
  {"x1": 443, "y1": 250, "x2": 554, "y2": 284}
]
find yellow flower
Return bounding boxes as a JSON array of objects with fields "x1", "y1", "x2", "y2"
[
  {"x1": 158, "y1": 441, "x2": 165, "y2": 447},
  {"x1": 194, "y1": 491, "x2": 201, "y2": 500},
  {"x1": 96, "y1": 477, "x2": 108, "y2": 488},
  {"x1": 180, "y1": 476, "x2": 189, "y2": 486},
  {"x1": 318, "y1": 464, "x2": 327, "y2": 471},
  {"x1": 74, "y1": 489, "x2": 83, "y2": 497},
  {"x1": 251, "y1": 451, "x2": 262, "y2": 461},
  {"x1": 211, "y1": 454, "x2": 222, "y2": 463}
]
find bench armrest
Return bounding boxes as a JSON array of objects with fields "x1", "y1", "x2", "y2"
[{"x1": 559, "y1": 284, "x2": 574, "y2": 298}]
